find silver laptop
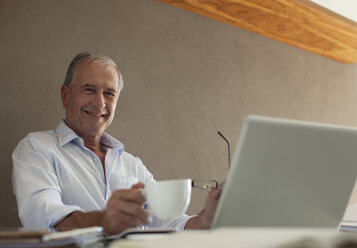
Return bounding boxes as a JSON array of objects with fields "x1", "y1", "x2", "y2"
[{"x1": 212, "y1": 115, "x2": 357, "y2": 228}]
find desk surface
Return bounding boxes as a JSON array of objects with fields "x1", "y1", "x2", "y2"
[{"x1": 108, "y1": 228, "x2": 354, "y2": 248}]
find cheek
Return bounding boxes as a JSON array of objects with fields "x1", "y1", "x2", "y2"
[
  {"x1": 109, "y1": 102, "x2": 117, "y2": 114},
  {"x1": 71, "y1": 98, "x2": 87, "y2": 109}
]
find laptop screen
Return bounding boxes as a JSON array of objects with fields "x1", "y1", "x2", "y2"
[{"x1": 212, "y1": 115, "x2": 357, "y2": 229}]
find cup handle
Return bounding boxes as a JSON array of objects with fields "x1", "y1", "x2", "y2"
[
  {"x1": 136, "y1": 188, "x2": 152, "y2": 227},
  {"x1": 138, "y1": 188, "x2": 149, "y2": 210}
]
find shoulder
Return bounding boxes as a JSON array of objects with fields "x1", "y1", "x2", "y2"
[
  {"x1": 27, "y1": 130, "x2": 57, "y2": 142},
  {"x1": 13, "y1": 130, "x2": 57, "y2": 155},
  {"x1": 21, "y1": 130, "x2": 57, "y2": 145}
]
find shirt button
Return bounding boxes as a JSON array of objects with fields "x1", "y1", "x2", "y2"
[{"x1": 93, "y1": 158, "x2": 98, "y2": 163}]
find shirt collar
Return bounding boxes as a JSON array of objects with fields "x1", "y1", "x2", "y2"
[{"x1": 55, "y1": 120, "x2": 124, "y2": 153}]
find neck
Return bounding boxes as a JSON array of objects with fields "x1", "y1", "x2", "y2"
[
  {"x1": 82, "y1": 135, "x2": 103, "y2": 153},
  {"x1": 64, "y1": 120, "x2": 105, "y2": 153}
]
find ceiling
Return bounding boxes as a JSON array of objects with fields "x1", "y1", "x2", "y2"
[
  {"x1": 158, "y1": 0, "x2": 357, "y2": 64},
  {"x1": 311, "y1": 0, "x2": 357, "y2": 23}
]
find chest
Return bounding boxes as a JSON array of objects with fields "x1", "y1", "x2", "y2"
[{"x1": 53, "y1": 148, "x2": 141, "y2": 208}]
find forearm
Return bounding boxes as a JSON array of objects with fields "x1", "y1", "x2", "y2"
[
  {"x1": 185, "y1": 185, "x2": 224, "y2": 230},
  {"x1": 55, "y1": 211, "x2": 105, "y2": 231},
  {"x1": 184, "y1": 211, "x2": 211, "y2": 230}
]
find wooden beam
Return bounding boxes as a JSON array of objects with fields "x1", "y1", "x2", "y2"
[{"x1": 157, "y1": 0, "x2": 357, "y2": 64}]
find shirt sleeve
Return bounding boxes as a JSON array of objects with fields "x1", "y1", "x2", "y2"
[
  {"x1": 12, "y1": 136, "x2": 82, "y2": 229},
  {"x1": 148, "y1": 214, "x2": 194, "y2": 230}
]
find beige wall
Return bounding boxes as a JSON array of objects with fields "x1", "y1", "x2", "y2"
[{"x1": 1, "y1": 0, "x2": 357, "y2": 227}]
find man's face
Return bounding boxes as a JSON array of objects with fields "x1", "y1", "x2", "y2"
[{"x1": 61, "y1": 61, "x2": 120, "y2": 138}]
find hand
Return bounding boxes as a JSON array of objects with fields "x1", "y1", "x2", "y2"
[
  {"x1": 185, "y1": 180, "x2": 225, "y2": 229},
  {"x1": 54, "y1": 182, "x2": 150, "y2": 234},
  {"x1": 101, "y1": 182, "x2": 151, "y2": 235}
]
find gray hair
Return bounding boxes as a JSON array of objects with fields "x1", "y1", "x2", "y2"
[{"x1": 63, "y1": 51, "x2": 124, "y2": 91}]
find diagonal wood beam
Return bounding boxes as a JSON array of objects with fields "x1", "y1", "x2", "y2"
[{"x1": 157, "y1": 0, "x2": 357, "y2": 64}]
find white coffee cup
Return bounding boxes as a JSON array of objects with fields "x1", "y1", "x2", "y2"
[{"x1": 142, "y1": 179, "x2": 192, "y2": 220}]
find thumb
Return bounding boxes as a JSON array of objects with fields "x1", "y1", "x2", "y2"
[{"x1": 131, "y1": 182, "x2": 145, "y2": 190}]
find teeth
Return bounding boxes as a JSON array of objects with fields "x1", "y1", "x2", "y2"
[{"x1": 85, "y1": 110, "x2": 105, "y2": 117}]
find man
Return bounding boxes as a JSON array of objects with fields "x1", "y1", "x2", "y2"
[{"x1": 12, "y1": 51, "x2": 222, "y2": 235}]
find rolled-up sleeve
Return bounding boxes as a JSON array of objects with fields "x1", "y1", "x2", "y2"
[
  {"x1": 149, "y1": 214, "x2": 194, "y2": 230},
  {"x1": 12, "y1": 137, "x2": 82, "y2": 228}
]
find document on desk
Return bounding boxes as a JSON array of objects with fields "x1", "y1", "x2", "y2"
[
  {"x1": 108, "y1": 228, "x2": 357, "y2": 248},
  {"x1": 106, "y1": 227, "x2": 176, "y2": 240},
  {"x1": 0, "y1": 226, "x2": 103, "y2": 247}
]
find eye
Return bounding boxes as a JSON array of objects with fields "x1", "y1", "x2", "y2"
[
  {"x1": 83, "y1": 88, "x2": 96, "y2": 93},
  {"x1": 105, "y1": 92, "x2": 116, "y2": 98}
]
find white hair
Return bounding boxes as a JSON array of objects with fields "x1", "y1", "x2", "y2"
[{"x1": 63, "y1": 51, "x2": 123, "y2": 91}]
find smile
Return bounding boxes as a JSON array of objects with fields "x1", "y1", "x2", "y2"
[{"x1": 84, "y1": 110, "x2": 107, "y2": 117}]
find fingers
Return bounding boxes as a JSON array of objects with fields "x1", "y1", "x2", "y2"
[
  {"x1": 219, "y1": 179, "x2": 226, "y2": 188},
  {"x1": 106, "y1": 202, "x2": 148, "y2": 226},
  {"x1": 103, "y1": 187, "x2": 150, "y2": 234},
  {"x1": 131, "y1": 182, "x2": 145, "y2": 190},
  {"x1": 208, "y1": 188, "x2": 221, "y2": 199},
  {"x1": 208, "y1": 180, "x2": 225, "y2": 200},
  {"x1": 195, "y1": 180, "x2": 226, "y2": 229},
  {"x1": 102, "y1": 210, "x2": 140, "y2": 234},
  {"x1": 108, "y1": 195, "x2": 150, "y2": 223},
  {"x1": 110, "y1": 188, "x2": 145, "y2": 205}
]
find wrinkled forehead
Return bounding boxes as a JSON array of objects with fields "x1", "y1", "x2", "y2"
[{"x1": 73, "y1": 60, "x2": 120, "y2": 88}]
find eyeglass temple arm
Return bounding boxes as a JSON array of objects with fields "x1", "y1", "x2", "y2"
[{"x1": 217, "y1": 131, "x2": 231, "y2": 169}]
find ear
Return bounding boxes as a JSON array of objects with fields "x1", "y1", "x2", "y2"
[{"x1": 61, "y1": 85, "x2": 69, "y2": 109}]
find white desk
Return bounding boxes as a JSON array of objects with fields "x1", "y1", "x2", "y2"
[{"x1": 109, "y1": 228, "x2": 357, "y2": 248}]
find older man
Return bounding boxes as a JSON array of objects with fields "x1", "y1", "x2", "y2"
[{"x1": 12, "y1": 52, "x2": 221, "y2": 235}]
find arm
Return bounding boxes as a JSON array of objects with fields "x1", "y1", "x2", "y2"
[
  {"x1": 55, "y1": 183, "x2": 151, "y2": 235},
  {"x1": 12, "y1": 137, "x2": 83, "y2": 228},
  {"x1": 185, "y1": 181, "x2": 224, "y2": 229},
  {"x1": 13, "y1": 136, "x2": 150, "y2": 234}
]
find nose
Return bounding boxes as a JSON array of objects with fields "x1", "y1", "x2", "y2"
[{"x1": 92, "y1": 92, "x2": 106, "y2": 109}]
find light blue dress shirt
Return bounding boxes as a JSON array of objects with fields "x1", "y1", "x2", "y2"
[{"x1": 12, "y1": 120, "x2": 191, "y2": 230}]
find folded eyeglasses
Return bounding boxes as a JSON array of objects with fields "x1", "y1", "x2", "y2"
[{"x1": 191, "y1": 131, "x2": 230, "y2": 190}]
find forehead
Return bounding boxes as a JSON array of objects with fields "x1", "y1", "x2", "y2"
[{"x1": 73, "y1": 61, "x2": 119, "y2": 89}]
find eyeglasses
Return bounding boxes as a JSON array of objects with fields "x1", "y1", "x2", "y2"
[
  {"x1": 192, "y1": 131, "x2": 230, "y2": 190},
  {"x1": 217, "y1": 131, "x2": 230, "y2": 169},
  {"x1": 192, "y1": 179, "x2": 219, "y2": 190}
]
